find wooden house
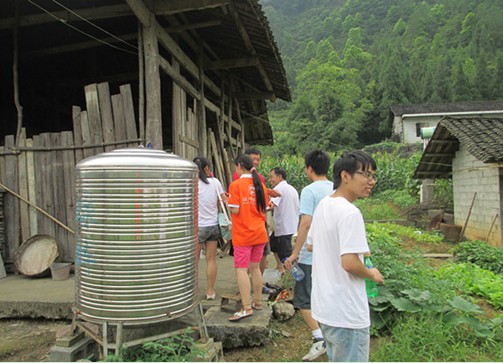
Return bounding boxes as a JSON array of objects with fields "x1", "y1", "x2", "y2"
[
  {"x1": 0, "y1": 0, "x2": 290, "y2": 267},
  {"x1": 414, "y1": 117, "x2": 503, "y2": 247}
]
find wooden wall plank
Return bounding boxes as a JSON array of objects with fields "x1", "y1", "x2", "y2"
[
  {"x1": 0, "y1": 146, "x2": 5, "y2": 184},
  {"x1": 17, "y1": 129, "x2": 31, "y2": 243},
  {"x1": 111, "y1": 94, "x2": 127, "y2": 147},
  {"x1": 209, "y1": 130, "x2": 224, "y2": 186},
  {"x1": 120, "y1": 84, "x2": 138, "y2": 147},
  {"x1": 51, "y1": 133, "x2": 68, "y2": 261},
  {"x1": 62, "y1": 131, "x2": 76, "y2": 261},
  {"x1": 72, "y1": 106, "x2": 84, "y2": 163},
  {"x1": 40, "y1": 133, "x2": 55, "y2": 240},
  {"x1": 84, "y1": 83, "x2": 104, "y2": 154},
  {"x1": 80, "y1": 111, "x2": 94, "y2": 159},
  {"x1": 4, "y1": 135, "x2": 20, "y2": 262},
  {"x1": 97, "y1": 82, "x2": 116, "y2": 152},
  {"x1": 33, "y1": 135, "x2": 45, "y2": 233},
  {"x1": 25, "y1": 138, "x2": 38, "y2": 237}
]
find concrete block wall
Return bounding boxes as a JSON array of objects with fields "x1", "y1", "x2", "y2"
[{"x1": 452, "y1": 145, "x2": 502, "y2": 247}]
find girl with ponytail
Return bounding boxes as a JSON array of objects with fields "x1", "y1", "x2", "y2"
[{"x1": 227, "y1": 154, "x2": 269, "y2": 321}]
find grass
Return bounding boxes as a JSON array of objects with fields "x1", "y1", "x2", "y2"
[{"x1": 371, "y1": 312, "x2": 503, "y2": 362}]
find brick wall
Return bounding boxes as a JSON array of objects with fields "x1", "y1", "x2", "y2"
[{"x1": 452, "y1": 145, "x2": 502, "y2": 247}]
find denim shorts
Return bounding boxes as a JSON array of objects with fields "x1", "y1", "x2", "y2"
[
  {"x1": 292, "y1": 263, "x2": 312, "y2": 310},
  {"x1": 198, "y1": 225, "x2": 220, "y2": 244},
  {"x1": 319, "y1": 324, "x2": 370, "y2": 362}
]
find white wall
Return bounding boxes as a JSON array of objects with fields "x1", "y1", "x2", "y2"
[
  {"x1": 402, "y1": 116, "x2": 441, "y2": 143},
  {"x1": 452, "y1": 145, "x2": 502, "y2": 247}
]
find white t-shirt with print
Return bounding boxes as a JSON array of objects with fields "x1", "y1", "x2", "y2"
[
  {"x1": 307, "y1": 196, "x2": 371, "y2": 329},
  {"x1": 197, "y1": 177, "x2": 224, "y2": 227}
]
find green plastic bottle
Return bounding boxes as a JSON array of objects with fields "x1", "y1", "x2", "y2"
[{"x1": 364, "y1": 255, "x2": 379, "y2": 298}]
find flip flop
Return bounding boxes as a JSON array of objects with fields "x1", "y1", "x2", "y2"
[{"x1": 229, "y1": 309, "x2": 253, "y2": 322}]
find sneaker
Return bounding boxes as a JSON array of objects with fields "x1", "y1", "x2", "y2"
[{"x1": 302, "y1": 338, "x2": 326, "y2": 361}]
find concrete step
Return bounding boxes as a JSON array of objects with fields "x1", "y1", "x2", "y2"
[{"x1": 204, "y1": 305, "x2": 272, "y2": 349}]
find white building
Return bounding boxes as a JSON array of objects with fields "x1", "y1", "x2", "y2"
[
  {"x1": 391, "y1": 101, "x2": 503, "y2": 144},
  {"x1": 414, "y1": 116, "x2": 503, "y2": 247}
]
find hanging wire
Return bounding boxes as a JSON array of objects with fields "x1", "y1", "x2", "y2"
[
  {"x1": 26, "y1": 0, "x2": 138, "y2": 55},
  {"x1": 49, "y1": 0, "x2": 137, "y2": 50}
]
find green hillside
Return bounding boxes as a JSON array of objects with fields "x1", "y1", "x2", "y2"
[{"x1": 262, "y1": 0, "x2": 503, "y2": 154}]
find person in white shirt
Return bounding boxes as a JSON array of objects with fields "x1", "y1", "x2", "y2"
[
  {"x1": 194, "y1": 156, "x2": 228, "y2": 301},
  {"x1": 268, "y1": 167, "x2": 299, "y2": 272},
  {"x1": 307, "y1": 150, "x2": 384, "y2": 362}
]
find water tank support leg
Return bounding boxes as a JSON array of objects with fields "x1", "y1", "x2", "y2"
[
  {"x1": 103, "y1": 321, "x2": 109, "y2": 357},
  {"x1": 196, "y1": 303, "x2": 209, "y2": 340}
]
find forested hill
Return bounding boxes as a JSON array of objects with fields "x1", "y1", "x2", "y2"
[{"x1": 261, "y1": 0, "x2": 503, "y2": 155}]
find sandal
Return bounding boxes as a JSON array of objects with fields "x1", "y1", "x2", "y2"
[
  {"x1": 229, "y1": 308, "x2": 253, "y2": 322},
  {"x1": 206, "y1": 292, "x2": 216, "y2": 300},
  {"x1": 252, "y1": 301, "x2": 263, "y2": 310}
]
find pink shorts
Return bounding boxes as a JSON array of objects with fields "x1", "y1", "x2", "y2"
[{"x1": 233, "y1": 243, "x2": 266, "y2": 268}]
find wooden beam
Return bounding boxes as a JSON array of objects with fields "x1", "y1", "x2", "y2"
[
  {"x1": 429, "y1": 140, "x2": 457, "y2": 145},
  {"x1": 423, "y1": 153, "x2": 454, "y2": 157},
  {"x1": 164, "y1": 19, "x2": 221, "y2": 33},
  {"x1": 21, "y1": 33, "x2": 137, "y2": 58},
  {"x1": 155, "y1": 21, "x2": 221, "y2": 97},
  {"x1": 205, "y1": 56, "x2": 259, "y2": 70},
  {"x1": 0, "y1": 4, "x2": 132, "y2": 29},
  {"x1": 235, "y1": 91, "x2": 275, "y2": 100},
  {"x1": 228, "y1": 2, "x2": 274, "y2": 95},
  {"x1": 158, "y1": 56, "x2": 198, "y2": 98},
  {"x1": 125, "y1": 0, "x2": 152, "y2": 27},
  {"x1": 415, "y1": 171, "x2": 451, "y2": 177},
  {"x1": 153, "y1": 0, "x2": 230, "y2": 15}
]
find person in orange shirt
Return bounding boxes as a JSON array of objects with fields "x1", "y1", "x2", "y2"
[{"x1": 227, "y1": 154, "x2": 269, "y2": 321}]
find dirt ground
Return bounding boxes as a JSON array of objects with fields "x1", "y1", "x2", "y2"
[
  {"x1": 0, "y1": 319, "x2": 69, "y2": 362},
  {"x1": 0, "y1": 239, "x2": 455, "y2": 362},
  {"x1": 0, "y1": 312, "x2": 323, "y2": 362}
]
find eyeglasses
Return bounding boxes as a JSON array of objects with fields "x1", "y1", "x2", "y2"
[{"x1": 354, "y1": 171, "x2": 378, "y2": 182}]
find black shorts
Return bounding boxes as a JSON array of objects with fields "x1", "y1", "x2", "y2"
[{"x1": 269, "y1": 233, "x2": 293, "y2": 261}]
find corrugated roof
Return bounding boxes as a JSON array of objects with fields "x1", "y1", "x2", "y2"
[
  {"x1": 414, "y1": 117, "x2": 503, "y2": 179},
  {"x1": 391, "y1": 100, "x2": 503, "y2": 116}
]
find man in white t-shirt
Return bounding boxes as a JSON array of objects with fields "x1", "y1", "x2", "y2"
[
  {"x1": 268, "y1": 167, "x2": 299, "y2": 272},
  {"x1": 307, "y1": 150, "x2": 384, "y2": 362}
]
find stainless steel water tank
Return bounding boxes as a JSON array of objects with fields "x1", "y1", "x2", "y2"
[{"x1": 74, "y1": 148, "x2": 198, "y2": 323}]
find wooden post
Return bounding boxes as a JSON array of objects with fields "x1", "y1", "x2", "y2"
[
  {"x1": 172, "y1": 60, "x2": 182, "y2": 155},
  {"x1": 138, "y1": 22, "x2": 145, "y2": 143},
  {"x1": 13, "y1": 1, "x2": 23, "y2": 147},
  {"x1": 198, "y1": 51, "x2": 207, "y2": 157},
  {"x1": 17, "y1": 128, "x2": 30, "y2": 242},
  {"x1": 459, "y1": 192, "x2": 477, "y2": 240},
  {"x1": 143, "y1": 13, "x2": 162, "y2": 150}
]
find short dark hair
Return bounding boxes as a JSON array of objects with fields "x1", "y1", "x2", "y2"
[
  {"x1": 332, "y1": 150, "x2": 377, "y2": 189},
  {"x1": 271, "y1": 167, "x2": 287, "y2": 181},
  {"x1": 304, "y1": 150, "x2": 330, "y2": 176},
  {"x1": 245, "y1": 148, "x2": 261, "y2": 156}
]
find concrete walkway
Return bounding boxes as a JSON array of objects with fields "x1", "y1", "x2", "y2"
[{"x1": 0, "y1": 252, "x2": 275, "y2": 319}]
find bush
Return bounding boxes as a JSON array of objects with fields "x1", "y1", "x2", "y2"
[
  {"x1": 435, "y1": 262, "x2": 503, "y2": 309},
  {"x1": 452, "y1": 240, "x2": 503, "y2": 274}
]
